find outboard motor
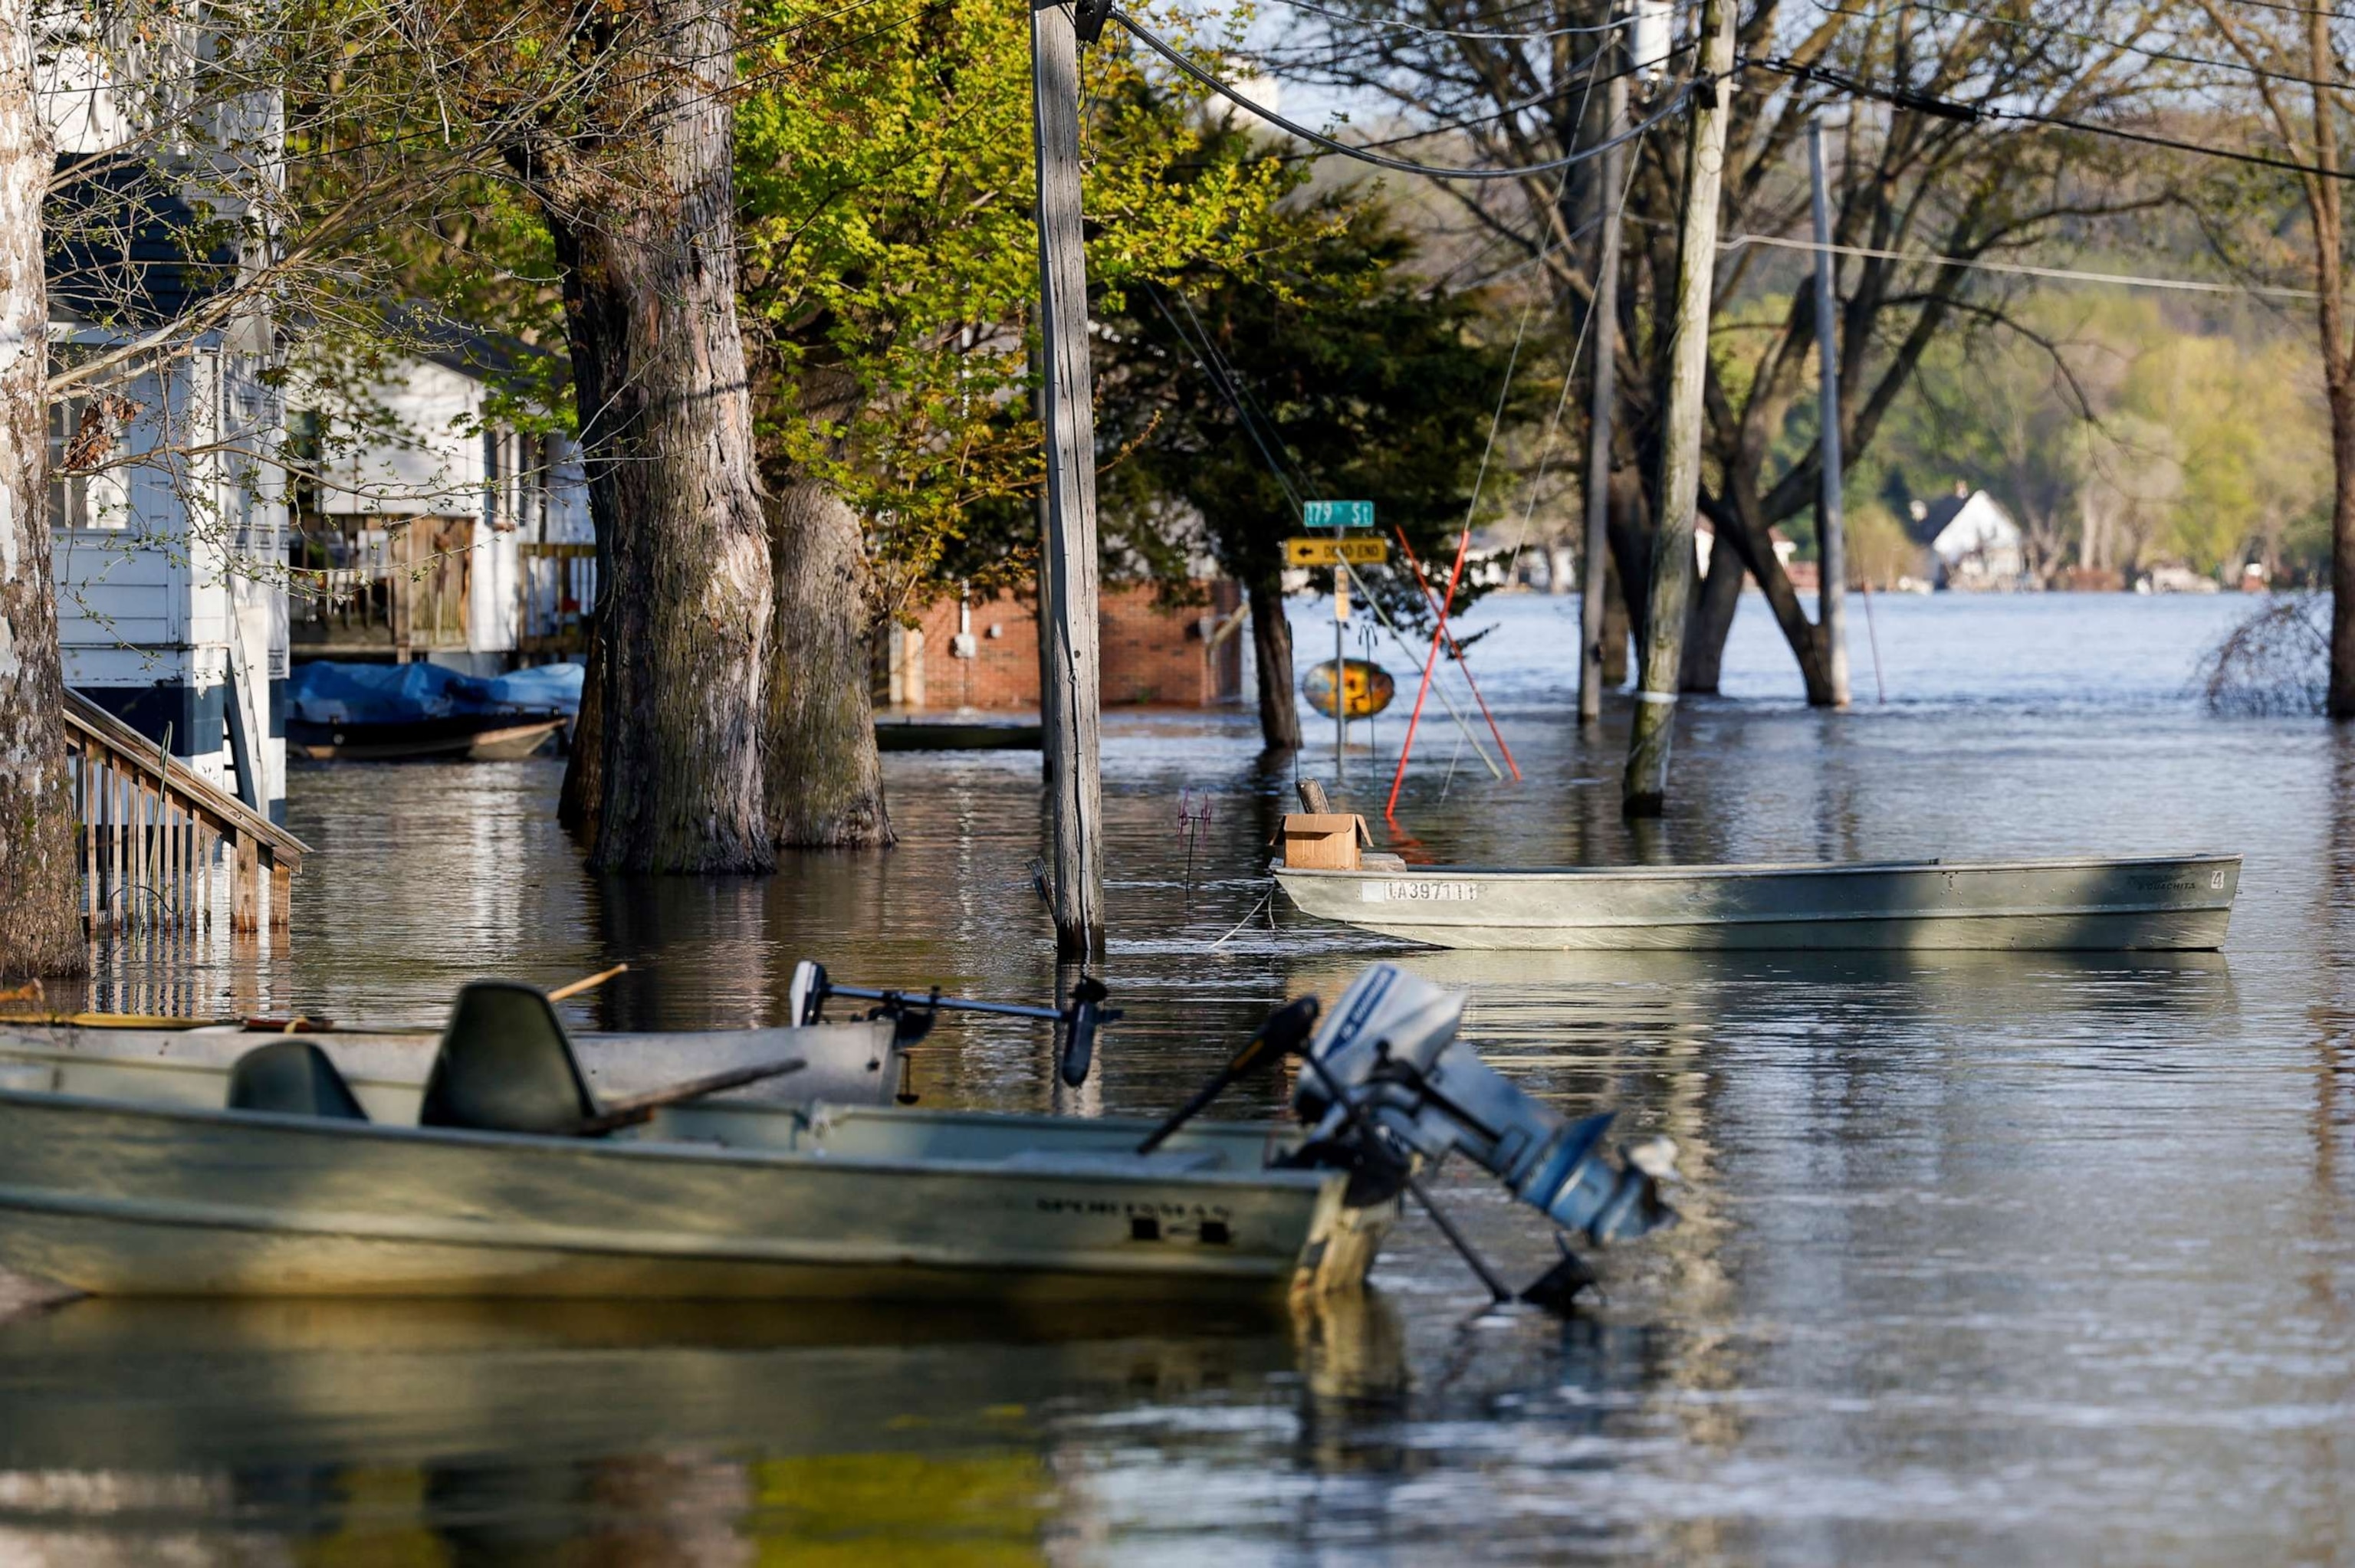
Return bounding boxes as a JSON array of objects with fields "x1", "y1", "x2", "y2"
[{"x1": 1293, "y1": 964, "x2": 1677, "y2": 1245}]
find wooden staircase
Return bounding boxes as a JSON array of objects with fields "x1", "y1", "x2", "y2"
[{"x1": 64, "y1": 691, "x2": 310, "y2": 934}]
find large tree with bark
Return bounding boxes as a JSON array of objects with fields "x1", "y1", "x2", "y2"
[
  {"x1": 0, "y1": 0, "x2": 77, "y2": 976},
  {"x1": 435, "y1": 0, "x2": 778, "y2": 871}
]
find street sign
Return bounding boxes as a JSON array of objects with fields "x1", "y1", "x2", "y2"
[
  {"x1": 1302, "y1": 500, "x2": 1376, "y2": 530},
  {"x1": 1286, "y1": 536, "x2": 1388, "y2": 566}
]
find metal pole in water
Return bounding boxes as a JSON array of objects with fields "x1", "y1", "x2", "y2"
[
  {"x1": 1334, "y1": 511, "x2": 1347, "y2": 780},
  {"x1": 1809, "y1": 116, "x2": 1852, "y2": 709},
  {"x1": 1578, "y1": 40, "x2": 1627, "y2": 726}
]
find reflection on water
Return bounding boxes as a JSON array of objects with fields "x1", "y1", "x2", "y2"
[{"x1": 8, "y1": 595, "x2": 2355, "y2": 1563}]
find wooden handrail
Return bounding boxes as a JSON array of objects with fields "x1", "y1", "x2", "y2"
[{"x1": 63, "y1": 689, "x2": 310, "y2": 871}]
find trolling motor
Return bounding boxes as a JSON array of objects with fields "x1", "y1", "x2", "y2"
[
  {"x1": 1140, "y1": 963, "x2": 1677, "y2": 1309},
  {"x1": 787, "y1": 961, "x2": 1117, "y2": 1087}
]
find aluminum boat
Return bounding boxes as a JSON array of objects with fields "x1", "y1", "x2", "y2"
[
  {"x1": 1273, "y1": 851, "x2": 2242, "y2": 951},
  {"x1": 0, "y1": 966, "x2": 1675, "y2": 1304}
]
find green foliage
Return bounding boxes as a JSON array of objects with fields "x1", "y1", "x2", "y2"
[
  {"x1": 1847, "y1": 291, "x2": 2330, "y2": 584},
  {"x1": 1093, "y1": 191, "x2": 1514, "y2": 619},
  {"x1": 735, "y1": 0, "x2": 1304, "y2": 618}
]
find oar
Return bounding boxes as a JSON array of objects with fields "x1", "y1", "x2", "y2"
[
  {"x1": 573, "y1": 1057, "x2": 806, "y2": 1137},
  {"x1": 547, "y1": 963, "x2": 629, "y2": 1003},
  {"x1": 1136, "y1": 996, "x2": 1321, "y2": 1155}
]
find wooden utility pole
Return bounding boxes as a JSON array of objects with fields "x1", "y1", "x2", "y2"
[
  {"x1": 1622, "y1": 0, "x2": 1734, "y2": 816},
  {"x1": 1578, "y1": 63, "x2": 1628, "y2": 726},
  {"x1": 1030, "y1": 0, "x2": 1107, "y2": 956},
  {"x1": 1808, "y1": 118, "x2": 1851, "y2": 709}
]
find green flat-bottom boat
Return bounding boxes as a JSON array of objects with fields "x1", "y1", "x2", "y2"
[
  {"x1": 1273, "y1": 851, "x2": 2242, "y2": 951},
  {"x1": 0, "y1": 964, "x2": 1674, "y2": 1306}
]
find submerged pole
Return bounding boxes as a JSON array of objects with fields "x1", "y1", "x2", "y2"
[
  {"x1": 1809, "y1": 117, "x2": 1851, "y2": 709},
  {"x1": 1578, "y1": 61, "x2": 1628, "y2": 726},
  {"x1": 1622, "y1": 0, "x2": 1733, "y2": 817},
  {"x1": 1030, "y1": 0, "x2": 1107, "y2": 956}
]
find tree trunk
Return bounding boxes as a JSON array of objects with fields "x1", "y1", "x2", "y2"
[
  {"x1": 2331, "y1": 384, "x2": 2355, "y2": 718},
  {"x1": 1680, "y1": 534, "x2": 1745, "y2": 693},
  {"x1": 1601, "y1": 563, "x2": 1631, "y2": 687},
  {"x1": 521, "y1": 0, "x2": 774, "y2": 873},
  {"x1": 1711, "y1": 499, "x2": 1834, "y2": 704},
  {"x1": 1623, "y1": 0, "x2": 1734, "y2": 816},
  {"x1": 1249, "y1": 580, "x2": 1301, "y2": 750},
  {"x1": 0, "y1": 11, "x2": 81, "y2": 978},
  {"x1": 557, "y1": 614, "x2": 603, "y2": 841},
  {"x1": 767, "y1": 480, "x2": 889, "y2": 845},
  {"x1": 1605, "y1": 468, "x2": 1649, "y2": 659}
]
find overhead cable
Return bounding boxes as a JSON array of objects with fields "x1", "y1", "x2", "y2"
[
  {"x1": 1815, "y1": 0, "x2": 2355, "y2": 93},
  {"x1": 1247, "y1": 41, "x2": 1696, "y2": 166},
  {"x1": 1745, "y1": 54, "x2": 2355, "y2": 183},
  {"x1": 1721, "y1": 231, "x2": 2321, "y2": 300},
  {"x1": 1264, "y1": 0, "x2": 1640, "y2": 43},
  {"x1": 1115, "y1": 7, "x2": 1693, "y2": 179}
]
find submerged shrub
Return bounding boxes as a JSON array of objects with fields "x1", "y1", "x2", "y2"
[{"x1": 2196, "y1": 594, "x2": 2329, "y2": 716}]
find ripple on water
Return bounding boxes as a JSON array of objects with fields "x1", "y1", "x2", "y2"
[{"x1": 10, "y1": 594, "x2": 2353, "y2": 1565}]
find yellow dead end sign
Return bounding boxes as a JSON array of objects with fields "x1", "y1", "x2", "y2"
[{"x1": 1286, "y1": 536, "x2": 1388, "y2": 567}]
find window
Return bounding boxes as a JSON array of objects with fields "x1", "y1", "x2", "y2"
[
  {"x1": 48, "y1": 396, "x2": 91, "y2": 529},
  {"x1": 48, "y1": 392, "x2": 130, "y2": 530}
]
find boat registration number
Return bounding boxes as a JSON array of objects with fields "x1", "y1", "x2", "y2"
[{"x1": 1362, "y1": 880, "x2": 1479, "y2": 904}]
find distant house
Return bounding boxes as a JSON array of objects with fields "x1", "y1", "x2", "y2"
[
  {"x1": 291, "y1": 323, "x2": 593, "y2": 671},
  {"x1": 1908, "y1": 486, "x2": 2025, "y2": 589}
]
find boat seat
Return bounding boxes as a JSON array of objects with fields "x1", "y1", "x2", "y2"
[
  {"x1": 419, "y1": 981, "x2": 600, "y2": 1135},
  {"x1": 226, "y1": 1040, "x2": 370, "y2": 1122}
]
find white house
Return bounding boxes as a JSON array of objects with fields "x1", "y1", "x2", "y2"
[
  {"x1": 1910, "y1": 487, "x2": 2025, "y2": 589},
  {"x1": 41, "y1": 15, "x2": 292, "y2": 822},
  {"x1": 294, "y1": 326, "x2": 593, "y2": 671}
]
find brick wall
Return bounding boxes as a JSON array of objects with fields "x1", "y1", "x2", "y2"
[{"x1": 895, "y1": 580, "x2": 1243, "y2": 710}]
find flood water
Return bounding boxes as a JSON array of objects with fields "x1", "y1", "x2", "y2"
[{"x1": 5, "y1": 592, "x2": 2351, "y2": 1564}]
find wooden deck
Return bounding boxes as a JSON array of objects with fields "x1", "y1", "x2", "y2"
[{"x1": 290, "y1": 520, "x2": 593, "y2": 659}]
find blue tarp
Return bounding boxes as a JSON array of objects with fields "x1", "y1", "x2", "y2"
[{"x1": 289, "y1": 661, "x2": 583, "y2": 726}]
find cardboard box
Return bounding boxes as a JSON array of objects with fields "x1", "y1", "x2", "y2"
[{"x1": 1280, "y1": 813, "x2": 1365, "y2": 871}]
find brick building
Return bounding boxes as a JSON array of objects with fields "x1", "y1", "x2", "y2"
[{"x1": 882, "y1": 581, "x2": 1245, "y2": 710}]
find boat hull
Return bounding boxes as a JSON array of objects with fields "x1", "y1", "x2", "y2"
[
  {"x1": 289, "y1": 713, "x2": 566, "y2": 763},
  {"x1": 0, "y1": 1086, "x2": 1378, "y2": 1303},
  {"x1": 1273, "y1": 853, "x2": 2241, "y2": 951}
]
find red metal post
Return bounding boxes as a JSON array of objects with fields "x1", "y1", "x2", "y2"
[
  {"x1": 1384, "y1": 527, "x2": 1476, "y2": 824},
  {"x1": 1391, "y1": 526, "x2": 1521, "y2": 782}
]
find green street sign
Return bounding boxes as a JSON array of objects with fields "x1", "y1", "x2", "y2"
[{"x1": 1302, "y1": 500, "x2": 1376, "y2": 530}]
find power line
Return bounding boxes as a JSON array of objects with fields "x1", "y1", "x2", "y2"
[
  {"x1": 1263, "y1": 0, "x2": 1639, "y2": 44},
  {"x1": 1815, "y1": 0, "x2": 2353, "y2": 93},
  {"x1": 1138, "y1": 279, "x2": 1309, "y2": 513},
  {"x1": 1115, "y1": 7, "x2": 1693, "y2": 180},
  {"x1": 2199, "y1": 0, "x2": 2355, "y2": 22},
  {"x1": 1744, "y1": 53, "x2": 2355, "y2": 182},
  {"x1": 1240, "y1": 40, "x2": 1696, "y2": 167},
  {"x1": 1721, "y1": 231, "x2": 2320, "y2": 298}
]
